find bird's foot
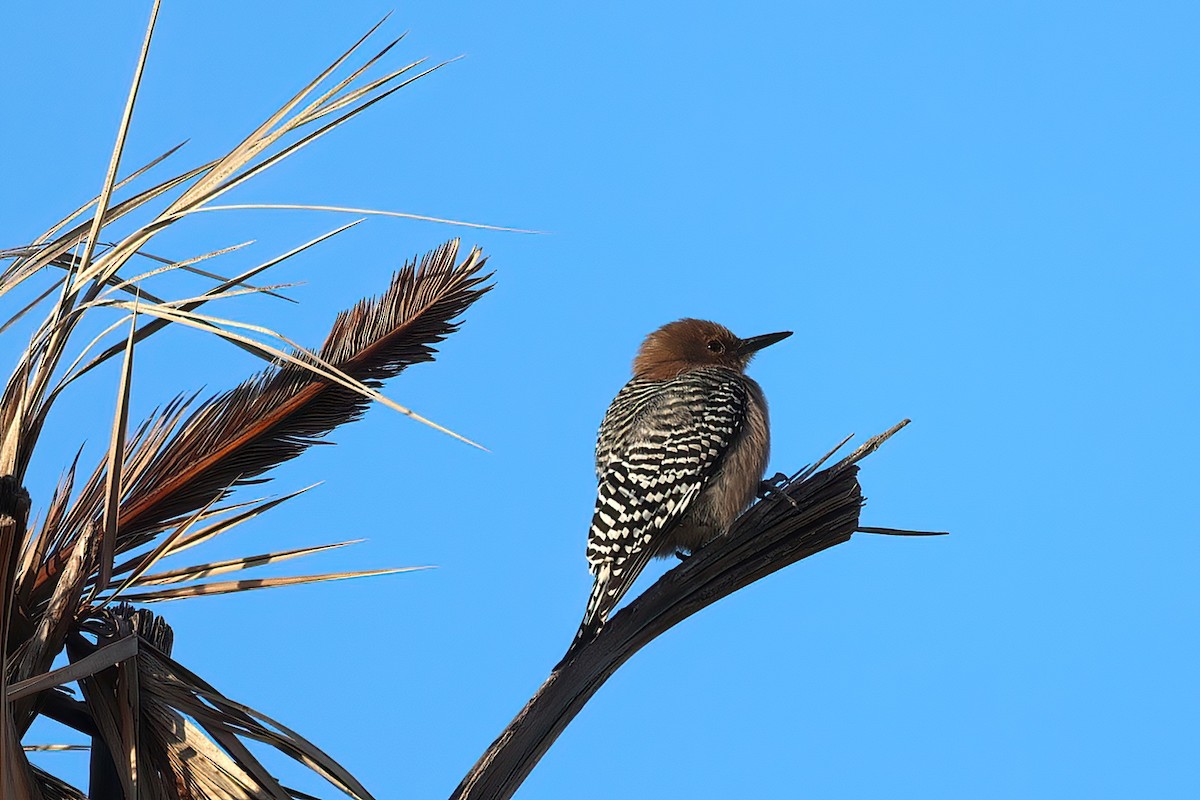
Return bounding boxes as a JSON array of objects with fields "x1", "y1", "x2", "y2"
[
  {"x1": 674, "y1": 548, "x2": 693, "y2": 562},
  {"x1": 757, "y1": 471, "x2": 792, "y2": 498},
  {"x1": 757, "y1": 472, "x2": 800, "y2": 509}
]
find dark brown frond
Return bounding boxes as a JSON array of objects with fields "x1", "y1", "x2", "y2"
[
  {"x1": 31, "y1": 768, "x2": 86, "y2": 800},
  {"x1": 116, "y1": 238, "x2": 489, "y2": 541},
  {"x1": 64, "y1": 605, "x2": 375, "y2": 800},
  {"x1": 30, "y1": 239, "x2": 489, "y2": 598}
]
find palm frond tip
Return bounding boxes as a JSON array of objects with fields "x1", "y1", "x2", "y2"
[{"x1": 117, "y1": 238, "x2": 491, "y2": 541}]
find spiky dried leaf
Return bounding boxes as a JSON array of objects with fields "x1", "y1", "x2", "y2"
[
  {"x1": 119, "y1": 567, "x2": 417, "y2": 603},
  {"x1": 3, "y1": 14, "x2": 503, "y2": 800},
  {"x1": 113, "y1": 239, "x2": 489, "y2": 545}
]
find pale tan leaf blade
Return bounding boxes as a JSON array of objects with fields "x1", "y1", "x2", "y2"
[
  {"x1": 161, "y1": 485, "x2": 318, "y2": 559},
  {"x1": 134, "y1": 540, "x2": 363, "y2": 586},
  {"x1": 95, "y1": 303, "x2": 139, "y2": 596},
  {"x1": 115, "y1": 648, "x2": 140, "y2": 798},
  {"x1": 101, "y1": 241, "x2": 254, "y2": 298},
  {"x1": 120, "y1": 567, "x2": 424, "y2": 602},
  {"x1": 70, "y1": 0, "x2": 162, "y2": 296},
  {"x1": 1, "y1": 720, "x2": 43, "y2": 800},
  {"x1": 101, "y1": 491, "x2": 227, "y2": 608},
  {"x1": 22, "y1": 745, "x2": 88, "y2": 752},
  {"x1": 183, "y1": 15, "x2": 392, "y2": 200},
  {"x1": 7, "y1": 635, "x2": 138, "y2": 703},
  {"x1": 163, "y1": 56, "x2": 446, "y2": 218},
  {"x1": 31, "y1": 767, "x2": 85, "y2": 800},
  {"x1": 0, "y1": 158, "x2": 217, "y2": 301},
  {"x1": 191, "y1": 203, "x2": 543, "y2": 234},
  {"x1": 70, "y1": 221, "x2": 362, "y2": 384},
  {"x1": 30, "y1": 141, "x2": 187, "y2": 248},
  {"x1": 140, "y1": 649, "x2": 377, "y2": 800},
  {"x1": 157, "y1": 713, "x2": 286, "y2": 800},
  {"x1": 13, "y1": 522, "x2": 95, "y2": 690},
  {"x1": 0, "y1": 279, "x2": 66, "y2": 336}
]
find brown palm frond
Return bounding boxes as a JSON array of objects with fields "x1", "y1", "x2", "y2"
[
  {"x1": 451, "y1": 425, "x2": 938, "y2": 800},
  {"x1": 14, "y1": 523, "x2": 94, "y2": 680},
  {"x1": 138, "y1": 645, "x2": 375, "y2": 800},
  {"x1": 0, "y1": 12, "x2": 512, "y2": 488},
  {"x1": 147, "y1": 705, "x2": 276, "y2": 799},
  {"x1": 3, "y1": 707, "x2": 42, "y2": 799},
  {"x1": 15, "y1": 449, "x2": 81, "y2": 606},
  {"x1": 4, "y1": 11, "x2": 509, "y2": 799},
  {"x1": 111, "y1": 239, "x2": 489, "y2": 546},
  {"x1": 64, "y1": 608, "x2": 376, "y2": 800},
  {"x1": 23, "y1": 394, "x2": 199, "y2": 589},
  {"x1": 27, "y1": 240, "x2": 489, "y2": 602},
  {"x1": 95, "y1": 305, "x2": 138, "y2": 598}
]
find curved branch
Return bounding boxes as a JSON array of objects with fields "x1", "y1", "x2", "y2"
[{"x1": 452, "y1": 421, "x2": 916, "y2": 800}]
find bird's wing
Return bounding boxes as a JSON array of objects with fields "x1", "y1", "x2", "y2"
[{"x1": 579, "y1": 372, "x2": 747, "y2": 637}]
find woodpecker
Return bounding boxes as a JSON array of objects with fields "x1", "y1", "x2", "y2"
[{"x1": 576, "y1": 318, "x2": 792, "y2": 643}]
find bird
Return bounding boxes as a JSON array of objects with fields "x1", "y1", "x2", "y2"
[{"x1": 575, "y1": 318, "x2": 792, "y2": 644}]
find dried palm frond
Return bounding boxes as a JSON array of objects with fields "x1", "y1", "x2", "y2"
[
  {"x1": 2, "y1": 9, "x2": 505, "y2": 799},
  {"x1": 118, "y1": 566, "x2": 423, "y2": 603},
  {"x1": 22, "y1": 745, "x2": 88, "y2": 752},
  {"x1": 61, "y1": 605, "x2": 379, "y2": 800},
  {"x1": 10, "y1": 236, "x2": 490, "y2": 745},
  {"x1": 115, "y1": 239, "x2": 489, "y2": 544},
  {"x1": 0, "y1": 9, "x2": 511, "y2": 486},
  {"x1": 27, "y1": 239, "x2": 488, "y2": 604},
  {"x1": 134, "y1": 539, "x2": 361, "y2": 586}
]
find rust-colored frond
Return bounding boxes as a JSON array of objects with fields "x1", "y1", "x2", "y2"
[
  {"x1": 114, "y1": 238, "x2": 489, "y2": 545},
  {"x1": 24, "y1": 395, "x2": 198, "y2": 600}
]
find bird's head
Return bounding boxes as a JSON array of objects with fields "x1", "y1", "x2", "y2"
[{"x1": 632, "y1": 318, "x2": 792, "y2": 380}]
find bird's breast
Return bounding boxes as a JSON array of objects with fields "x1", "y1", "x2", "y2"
[{"x1": 674, "y1": 378, "x2": 769, "y2": 549}]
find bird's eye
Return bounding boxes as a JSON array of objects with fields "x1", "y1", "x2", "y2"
[{"x1": 706, "y1": 340, "x2": 725, "y2": 354}]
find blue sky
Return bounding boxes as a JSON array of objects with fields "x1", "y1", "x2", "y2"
[{"x1": 2, "y1": 1, "x2": 1197, "y2": 798}]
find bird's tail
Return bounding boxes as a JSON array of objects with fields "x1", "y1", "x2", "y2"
[
  {"x1": 570, "y1": 572, "x2": 610, "y2": 651},
  {"x1": 566, "y1": 547, "x2": 657, "y2": 659}
]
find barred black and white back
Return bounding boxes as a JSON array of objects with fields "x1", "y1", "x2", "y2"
[{"x1": 575, "y1": 366, "x2": 752, "y2": 642}]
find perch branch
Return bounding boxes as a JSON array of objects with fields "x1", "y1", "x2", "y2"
[{"x1": 452, "y1": 420, "x2": 919, "y2": 800}]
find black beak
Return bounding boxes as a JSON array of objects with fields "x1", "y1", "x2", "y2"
[{"x1": 737, "y1": 330, "x2": 793, "y2": 356}]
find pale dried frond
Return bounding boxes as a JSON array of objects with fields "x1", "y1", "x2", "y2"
[
  {"x1": 119, "y1": 567, "x2": 422, "y2": 603},
  {"x1": 133, "y1": 539, "x2": 363, "y2": 586},
  {"x1": 0, "y1": 11, "x2": 510, "y2": 485},
  {"x1": 1, "y1": 13, "x2": 503, "y2": 799}
]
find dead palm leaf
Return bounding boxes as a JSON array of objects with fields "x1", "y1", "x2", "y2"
[
  {"x1": 27, "y1": 239, "x2": 489, "y2": 605},
  {"x1": 2, "y1": 11, "x2": 508, "y2": 800},
  {"x1": 118, "y1": 567, "x2": 422, "y2": 603},
  {"x1": 132, "y1": 539, "x2": 362, "y2": 585},
  {"x1": 113, "y1": 239, "x2": 489, "y2": 545}
]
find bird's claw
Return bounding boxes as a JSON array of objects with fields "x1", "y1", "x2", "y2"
[
  {"x1": 756, "y1": 471, "x2": 790, "y2": 498},
  {"x1": 758, "y1": 472, "x2": 800, "y2": 509}
]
